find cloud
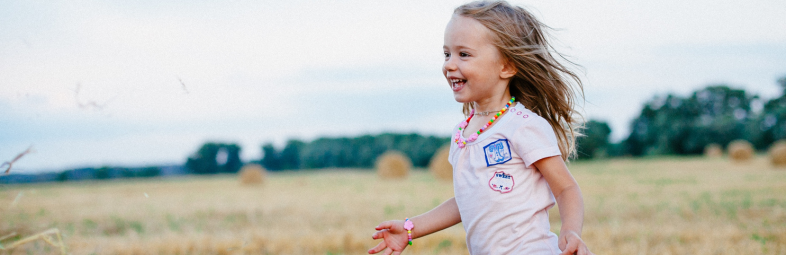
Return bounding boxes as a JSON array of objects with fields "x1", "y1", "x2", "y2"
[{"x1": 2, "y1": 0, "x2": 785, "y2": 169}]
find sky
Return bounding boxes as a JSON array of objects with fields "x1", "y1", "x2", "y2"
[{"x1": 2, "y1": 0, "x2": 786, "y2": 172}]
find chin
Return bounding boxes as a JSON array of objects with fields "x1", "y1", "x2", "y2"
[{"x1": 453, "y1": 94, "x2": 472, "y2": 104}]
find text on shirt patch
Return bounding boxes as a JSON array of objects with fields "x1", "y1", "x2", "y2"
[
  {"x1": 483, "y1": 139, "x2": 512, "y2": 166},
  {"x1": 488, "y1": 171, "x2": 515, "y2": 193}
]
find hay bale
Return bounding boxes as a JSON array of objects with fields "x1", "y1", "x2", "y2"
[
  {"x1": 728, "y1": 140, "x2": 754, "y2": 162},
  {"x1": 769, "y1": 140, "x2": 786, "y2": 167},
  {"x1": 376, "y1": 151, "x2": 411, "y2": 179},
  {"x1": 238, "y1": 164, "x2": 266, "y2": 185},
  {"x1": 429, "y1": 145, "x2": 452, "y2": 181},
  {"x1": 704, "y1": 143, "x2": 723, "y2": 158}
]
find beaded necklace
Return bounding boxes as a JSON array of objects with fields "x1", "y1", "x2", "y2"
[
  {"x1": 454, "y1": 97, "x2": 515, "y2": 148},
  {"x1": 473, "y1": 111, "x2": 496, "y2": 116}
]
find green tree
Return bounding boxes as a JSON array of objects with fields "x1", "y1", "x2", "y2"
[
  {"x1": 625, "y1": 85, "x2": 756, "y2": 156},
  {"x1": 262, "y1": 133, "x2": 450, "y2": 170},
  {"x1": 219, "y1": 144, "x2": 243, "y2": 173},
  {"x1": 56, "y1": 171, "x2": 68, "y2": 182},
  {"x1": 186, "y1": 142, "x2": 243, "y2": 174},
  {"x1": 261, "y1": 143, "x2": 281, "y2": 170},
  {"x1": 138, "y1": 166, "x2": 161, "y2": 177},
  {"x1": 751, "y1": 76, "x2": 786, "y2": 148},
  {"x1": 279, "y1": 140, "x2": 305, "y2": 170},
  {"x1": 121, "y1": 168, "x2": 136, "y2": 178},
  {"x1": 576, "y1": 120, "x2": 612, "y2": 159},
  {"x1": 95, "y1": 166, "x2": 111, "y2": 180}
]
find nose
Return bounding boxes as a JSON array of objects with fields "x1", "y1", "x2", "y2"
[{"x1": 443, "y1": 56, "x2": 457, "y2": 74}]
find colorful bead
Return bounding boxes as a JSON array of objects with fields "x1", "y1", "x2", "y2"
[
  {"x1": 454, "y1": 97, "x2": 514, "y2": 147},
  {"x1": 404, "y1": 218, "x2": 414, "y2": 246}
]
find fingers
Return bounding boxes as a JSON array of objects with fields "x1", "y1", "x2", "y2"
[
  {"x1": 367, "y1": 241, "x2": 387, "y2": 254},
  {"x1": 392, "y1": 251, "x2": 402, "y2": 255},
  {"x1": 578, "y1": 244, "x2": 593, "y2": 255},
  {"x1": 383, "y1": 247, "x2": 394, "y2": 255},
  {"x1": 564, "y1": 236, "x2": 593, "y2": 255},
  {"x1": 577, "y1": 245, "x2": 585, "y2": 255},
  {"x1": 560, "y1": 239, "x2": 578, "y2": 255},
  {"x1": 371, "y1": 230, "x2": 387, "y2": 240},
  {"x1": 375, "y1": 221, "x2": 394, "y2": 231},
  {"x1": 558, "y1": 235, "x2": 567, "y2": 251}
]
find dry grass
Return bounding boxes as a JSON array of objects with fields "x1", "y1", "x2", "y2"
[
  {"x1": 376, "y1": 151, "x2": 411, "y2": 179},
  {"x1": 2, "y1": 146, "x2": 34, "y2": 175},
  {"x1": 770, "y1": 141, "x2": 786, "y2": 168},
  {"x1": 1, "y1": 156, "x2": 786, "y2": 254},
  {"x1": 428, "y1": 146, "x2": 452, "y2": 181},
  {"x1": 0, "y1": 228, "x2": 65, "y2": 254},
  {"x1": 238, "y1": 164, "x2": 265, "y2": 185},
  {"x1": 729, "y1": 140, "x2": 755, "y2": 162},
  {"x1": 704, "y1": 143, "x2": 723, "y2": 158}
]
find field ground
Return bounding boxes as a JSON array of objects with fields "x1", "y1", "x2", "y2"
[{"x1": 1, "y1": 156, "x2": 786, "y2": 254}]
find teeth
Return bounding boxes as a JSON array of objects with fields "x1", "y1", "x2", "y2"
[{"x1": 450, "y1": 78, "x2": 466, "y2": 89}]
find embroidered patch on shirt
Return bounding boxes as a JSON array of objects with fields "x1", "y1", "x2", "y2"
[
  {"x1": 483, "y1": 139, "x2": 512, "y2": 166},
  {"x1": 488, "y1": 171, "x2": 515, "y2": 193}
]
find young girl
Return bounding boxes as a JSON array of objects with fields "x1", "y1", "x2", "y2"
[{"x1": 368, "y1": 1, "x2": 593, "y2": 254}]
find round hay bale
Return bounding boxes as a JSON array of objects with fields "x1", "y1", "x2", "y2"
[
  {"x1": 238, "y1": 164, "x2": 266, "y2": 185},
  {"x1": 376, "y1": 151, "x2": 411, "y2": 179},
  {"x1": 704, "y1": 143, "x2": 723, "y2": 158},
  {"x1": 429, "y1": 145, "x2": 452, "y2": 181},
  {"x1": 728, "y1": 140, "x2": 754, "y2": 162},
  {"x1": 769, "y1": 140, "x2": 786, "y2": 167}
]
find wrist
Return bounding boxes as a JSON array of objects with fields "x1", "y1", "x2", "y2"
[
  {"x1": 408, "y1": 216, "x2": 426, "y2": 239},
  {"x1": 560, "y1": 229, "x2": 580, "y2": 241},
  {"x1": 404, "y1": 218, "x2": 414, "y2": 245}
]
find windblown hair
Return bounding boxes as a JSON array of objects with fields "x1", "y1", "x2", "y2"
[{"x1": 456, "y1": 0, "x2": 584, "y2": 161}]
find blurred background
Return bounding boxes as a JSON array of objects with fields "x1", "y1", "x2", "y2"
[
  {"x1": 2, "y1": 0, "x2": 786, "y2": 254},
  {"x1": 2, "y1": 0, "x2": 784, "y2": 171}
]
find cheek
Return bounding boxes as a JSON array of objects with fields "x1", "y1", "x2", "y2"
[{"x1": 477, "y1": 63, "x2": 500, "y2": 80}]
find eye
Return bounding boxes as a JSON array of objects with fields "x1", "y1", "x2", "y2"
[
  {"x1": 444, "y1": 52, "x2": 450, "y2": 58},
  {"x1": 459, "y1": 52, "x2": 470, "y2": 57}
]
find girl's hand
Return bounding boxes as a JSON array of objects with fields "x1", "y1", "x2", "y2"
[
  {"x1": 368, "y1": 220, "x2": 410, "y2": 255},
  {"x1": 560, "y1": 230, "x2": 594, "y2": 255}
]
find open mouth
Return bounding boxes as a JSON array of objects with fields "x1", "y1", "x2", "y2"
[{"x1": 450, "y1": 78, "x2": 467, "y2": 92}]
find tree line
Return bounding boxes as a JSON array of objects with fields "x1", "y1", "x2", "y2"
[
  {"x1": 2, "y1": 76, "x2": 784, "y2": 183},
  {"x1": 622, "y1": 77, "x2": 786, "y2": 157},
  {"x1": 253, "y1": 76, "x2": 786, "y2": 166},
  {"x1": 260, "y1": 134, "x2": 449, "y2": 170}
]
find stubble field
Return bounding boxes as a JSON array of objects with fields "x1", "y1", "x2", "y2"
[{"x1": 1, "y1": 156, "x2": 786, "y2": 254}]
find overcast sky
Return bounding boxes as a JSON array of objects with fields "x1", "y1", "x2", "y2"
[{"x1": 2, "y1": 0, "x2": 786, "y2": 172}]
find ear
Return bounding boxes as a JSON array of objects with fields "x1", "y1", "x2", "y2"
[{"x1": 499, "y1": 59, "x2": 517, "y2": 79}]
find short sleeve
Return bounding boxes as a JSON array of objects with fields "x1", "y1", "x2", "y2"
[{"x1": 510, "y1": 117, "x2": 562, "y2": 168}]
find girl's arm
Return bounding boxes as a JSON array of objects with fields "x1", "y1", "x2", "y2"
[
  {"x1": 368, "y1": 198, "x2": 461, "y2": 254},
  {"x1": 534, "y1": 156, "x2": 594, "y2": 255}
]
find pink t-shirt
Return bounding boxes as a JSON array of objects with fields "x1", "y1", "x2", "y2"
[{"x1": 449, "y1": 103, "x2": 562, "y2": 254}]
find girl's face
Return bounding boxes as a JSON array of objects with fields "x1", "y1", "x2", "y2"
[{"x1": 442, "y1": 15, "x2": 515, "y2": 104}]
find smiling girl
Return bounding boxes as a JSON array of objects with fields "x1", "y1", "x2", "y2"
[{"x1": 368, "y1": 1, "x2": 593, "y2": 254}]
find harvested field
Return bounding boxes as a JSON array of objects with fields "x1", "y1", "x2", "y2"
[{"x1": 2, "y1": 156, "x2": 786, "y2": 254}]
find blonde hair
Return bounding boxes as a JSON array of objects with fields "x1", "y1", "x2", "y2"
[{"x1": 455, "y1": 0, "x2": 584, "y2": 161}]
